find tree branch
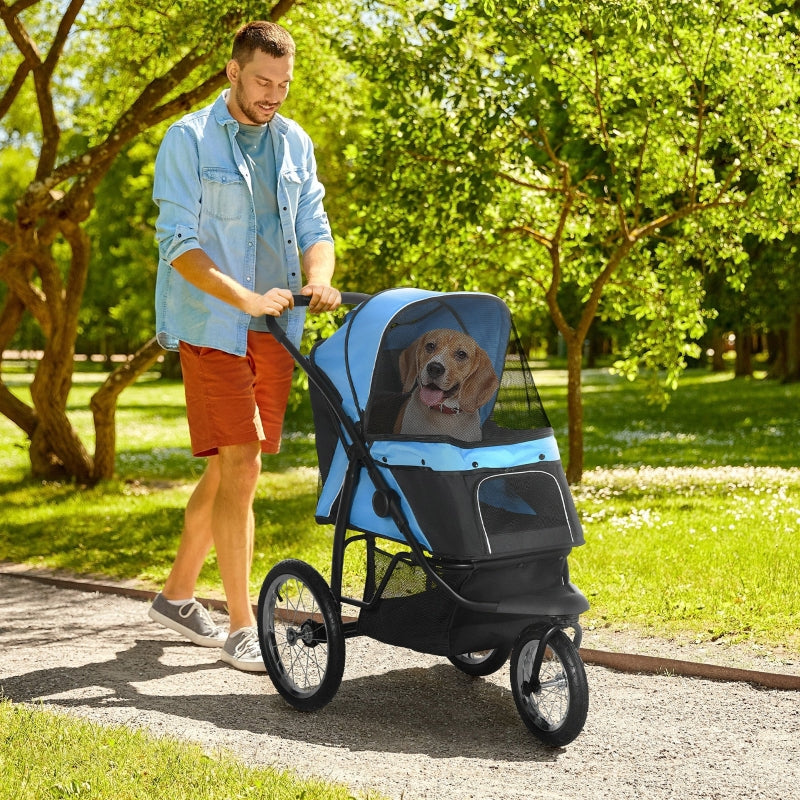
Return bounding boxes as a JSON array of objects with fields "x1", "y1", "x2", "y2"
[
  {"x1": 48, "y1": 56, "x2": 225, "y2": 205},
  {"x1": 501, "y1": 225, "x2": 553, "y2": 249},
  {"x1": 35, "y1": 0, "x2": 86, "y2": 179},
  {"x1": 90, "y1": 336, "x2": 163, "y2": 480},
  {"x1": 0, "y1": 290, "x2": 38, "y2": 436},
  {"x1": 0, "y1": 218, "x2": 15, "y2": 245},
  {"x1": 0, "y1": 251, "x2": 49, "y2": 329},
  {"x1": 0, "y1": 59, "x2": 32, "y2": 120}
]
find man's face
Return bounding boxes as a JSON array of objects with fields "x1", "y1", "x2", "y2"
[{"x1": 226, "y1": 49, "x2": 293, "y2": 125}]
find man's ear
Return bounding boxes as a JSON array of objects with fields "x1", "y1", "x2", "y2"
[{"x1": 226, "y1": 59, "x2": 239, "y2": 83}]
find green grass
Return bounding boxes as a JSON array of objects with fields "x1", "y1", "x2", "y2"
[
  {"x1": 571, "y1": 465, "x2": 800, "y2": 647},
  {"x1": 1, "y1": 366, "x2": 799, "y2": 650},
  {"x1": 1, "y1": 364, "x2": 798, "y2": 800},
  {"x1": 537, "y1": 367, "x2": 800, "y2": 469},
  {"x1": 0, "y1": 700, "x2": 383, "y2": 800}
]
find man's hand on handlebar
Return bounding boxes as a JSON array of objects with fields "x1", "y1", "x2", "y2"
[
  {"x1": 251, "y1": 287, "x2": 294, "y2": 317},
  {"x1": 300, "y1": 283, "x2": 342, "y2": 312}
]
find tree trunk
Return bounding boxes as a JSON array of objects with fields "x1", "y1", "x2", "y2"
[
  {"x1": 90, "y1": 337, "x2": 164, "y2": 480},
  {"x1": 786, "y1": 307, "x2": 800, "y2": 383},
  {"x1": 765, "y1": 329, "x2": 785, "y2": 379},
  {"x1": 29, "y1": 351, "x2": 94, "y2": 482},
  {"x1": 564, "y1": 335, "x2": 584, "y2": 484},
  {"x1": 710, "y1": 329, "x2": 727, "y2": 372},
  {"x1": 734, "y1": 327, "x2": 753, "y2": 377}
]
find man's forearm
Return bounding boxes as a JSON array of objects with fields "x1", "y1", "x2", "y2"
[
  {"x1": 301, "y1": 241, "x2": 335, "y2": 286},
  {"x1": 171, "y1": 248, "x2": 292, "y2": 318},
  {"x1": 172, "y1": 249, "x2": 256, "y2": 311}
]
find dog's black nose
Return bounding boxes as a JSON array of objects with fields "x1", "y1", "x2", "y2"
[{"x1": 427, "y1": 361, "x2": 444, "y2": 379}]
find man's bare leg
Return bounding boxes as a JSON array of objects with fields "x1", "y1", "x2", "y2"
[
  {"x1": 212, "y1": 441, "x2": 262, "y2": 632},
  {"x1": 162, "y1": 457, "x2": 220, "y2": 600}
]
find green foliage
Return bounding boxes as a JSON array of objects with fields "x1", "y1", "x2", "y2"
[
  {"x1": 80, "y1": 135, "x2": 163, "y2": 354},
  {"x1": 335, "y1": 0, "x2": 800, "y2": 375}
]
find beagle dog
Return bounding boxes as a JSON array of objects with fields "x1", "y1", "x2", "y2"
[{"x1": 394, "y1": 328, "x2": 500, "y2": 441}]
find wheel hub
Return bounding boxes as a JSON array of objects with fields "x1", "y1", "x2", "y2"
[{"x1": 285, "y1": 620, "x2": 319, "y2": 647}]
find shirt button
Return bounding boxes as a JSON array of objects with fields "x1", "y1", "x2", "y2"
[{"x1": 246, "y1": 276, "x2": 252, "y2": 282}]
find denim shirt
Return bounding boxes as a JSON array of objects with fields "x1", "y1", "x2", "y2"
[{"x1": 153, "y1": 90, "x2": 334, "y2": 354}]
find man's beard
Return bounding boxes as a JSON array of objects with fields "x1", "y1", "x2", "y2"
[{"x1": 234, "y1": 84, "x2": 274, "y2": 125}]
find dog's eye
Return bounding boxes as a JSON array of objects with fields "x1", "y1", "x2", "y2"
[
  {"x1": 424, "y1": 342, "x2": 437, "y2": 353},
  {"x1": 455, "y1": 349, "x2": 468, "y2": 360}
]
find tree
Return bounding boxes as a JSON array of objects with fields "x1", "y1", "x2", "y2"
[
  {"x1": 737, "y1": 233, "x2": 800, "y2": 382},
  {"x1": 336, "y1": 0, "x2": 800, "y2": 481},
  {"x1": 0, "y1": 0, "x2": 305, "y2": 483}
]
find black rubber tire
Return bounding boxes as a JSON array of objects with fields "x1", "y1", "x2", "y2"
[
  {"x1": 257, "y1": 559, "x2": 345, "y2": 712},
  {"x1": 448, "y1": 646, "x2": 511, "y2": 677},
  {"x1": 510, "y1": 626, "x2": 589, "y2": 747}
]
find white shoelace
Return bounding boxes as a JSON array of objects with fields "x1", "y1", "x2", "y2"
[
  {"x1": 177, "y1": 601, "x2": 221, "y2": 635},
  {"x1": 178, "y1": 601, "x2": 201, "y2": 620},
  {"x1": 230, "y1": 627, "x2": 260, "y2": 659}
]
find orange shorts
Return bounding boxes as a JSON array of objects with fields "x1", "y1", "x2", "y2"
[{"x1": 179, "y1": 332, "x2": 295, "y2": 457}]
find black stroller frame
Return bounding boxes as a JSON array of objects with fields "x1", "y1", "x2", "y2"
[{"x1": 257, "y1": 289, "x2": 590, "y2": 747}]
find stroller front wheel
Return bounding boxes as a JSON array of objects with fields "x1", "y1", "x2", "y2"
[
  {"x1": 257, "y1": 559, "x2": 345, "y2": 712},
  {"x1": 510, "y1": 625, "x2": 588, "y2": 747}
]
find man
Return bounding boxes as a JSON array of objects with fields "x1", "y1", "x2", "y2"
[{"x1": 148, "y1": 21, "x2": 340, "y2": 672}]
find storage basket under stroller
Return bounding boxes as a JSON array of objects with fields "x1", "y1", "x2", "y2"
[{"x1": 257, "y1": 288, "x2": 590, "y2": 747}]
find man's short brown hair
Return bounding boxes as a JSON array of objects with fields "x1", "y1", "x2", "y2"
[{"x1": 232, "y1": 21, "x2": 295, "y2": 64}]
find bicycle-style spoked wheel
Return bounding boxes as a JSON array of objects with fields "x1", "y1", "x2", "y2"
[
  {"x1": 510, "y1": 626, "x2": 589, "y2": 747},
  {"x1": 257, "y1": 559, "x2": 345, "y2": 711}
]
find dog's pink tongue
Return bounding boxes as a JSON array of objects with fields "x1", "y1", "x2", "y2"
[{"x1": 420, "y1": 385, "x2": 446, "y2": 408}]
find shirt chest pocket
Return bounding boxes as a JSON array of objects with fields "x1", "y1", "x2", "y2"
[
  {"x1": 279, "y1": 168, "x2": 310, "y2": 210},
  {"x1": 201, "y1": 167, "x2": 251, "y2": 221}
]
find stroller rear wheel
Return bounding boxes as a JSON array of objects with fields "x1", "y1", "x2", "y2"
[
  {"x1": 448, "y1": 646, "x2": 510, "y2": 677},
  {"x1": 257, "y1": 559, "x2": 345, "y2": 712},
  {"x1": 510, "y1": 625, "x2": 588, "y2": 747}
]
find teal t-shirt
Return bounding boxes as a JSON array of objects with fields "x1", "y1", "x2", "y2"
[{"x1": 236, "y1": 122, "x2": 289, "y2": 333}]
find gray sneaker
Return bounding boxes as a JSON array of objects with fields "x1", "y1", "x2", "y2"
[
  {"x1": 148, "y1": 593, "x2": 227, "y2": 648},
  {"x1": 219, "y1": 626, "x2": 266, "y2": 673}
]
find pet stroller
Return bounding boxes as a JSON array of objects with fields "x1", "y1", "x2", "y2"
[{"x1": 258, "y1": 288, "x2": 590, "y2": 747}]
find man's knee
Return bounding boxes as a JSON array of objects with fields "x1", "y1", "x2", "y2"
[{"x1": 217, "y1": 443, "x2": 262, "y2": 488}]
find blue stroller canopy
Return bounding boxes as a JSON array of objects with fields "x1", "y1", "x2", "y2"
[
  {"x1": 309, "y1": 288, "x2": 582, "y2": 559},
  {"x1": 311, "y1": 288, "x2": 511, "y2": 425}
]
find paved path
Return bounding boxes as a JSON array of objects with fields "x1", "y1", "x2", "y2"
[{"x1": 1, "y1": 574, "x2": 798, "y2": 800}]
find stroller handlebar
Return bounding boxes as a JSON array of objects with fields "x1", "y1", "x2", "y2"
[
  {"x1": 289, "y1": 291, "x2": 371, "y2": 308},
  {"x1": 264, "y1": 291, "x2": 370, "y2": 341}
]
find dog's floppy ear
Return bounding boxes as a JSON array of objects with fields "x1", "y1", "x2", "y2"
[
  {"x1": 458, "y1": 345, "x2": 500, "y2": 412},
  {"x1": 398, "y1": 335, "x2": 423, "y2": 393}
]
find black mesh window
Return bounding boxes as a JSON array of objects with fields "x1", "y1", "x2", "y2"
[
  {"x1": 477, "y1": 470, "x2": 575, "y2": 554},
  {"x1": 364, "y1": 297, "x2": 550, "y2": 441}
]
